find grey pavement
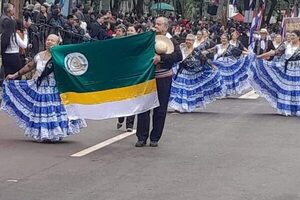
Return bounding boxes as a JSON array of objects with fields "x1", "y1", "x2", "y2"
[{"x1": 1, "y1": 96, "x2": 300, "y2": 200}]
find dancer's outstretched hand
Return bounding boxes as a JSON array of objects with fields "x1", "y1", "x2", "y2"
[
  {"x1": 6, "y1": 73, "x2": 18, "y2": 80},
  {"x1": 257, "y1": 55, "x2": 263, "y2": 59},
  {"x1": 242, "y1": 51, "x2": 249, "y2": 55}
]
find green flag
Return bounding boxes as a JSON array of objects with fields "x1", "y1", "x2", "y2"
[{"x1": 51, "y1": 31, "x2": 159, "y2": 120}]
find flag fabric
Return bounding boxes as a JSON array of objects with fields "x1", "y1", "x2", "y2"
[
  {"x1": 249, "y1": 0, "x2": 266, "y2": 44},
  {"x1": 257, "y1": 0, "x2": 266, "y2": 28},
  {"x1": 249, "y1": 0, "x2": 256, "y2": 11},
  {"x1": 51, "y1": 31, "x2": 159, "y2": 120},
  {"x1": 249, "y1": 11, "x2": 261, "y2": 44}
]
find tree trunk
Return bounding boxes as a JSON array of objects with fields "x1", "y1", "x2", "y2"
[
  {"x1": 116, "y1": 0, "x2": 122, "y2": 12},
  {"x1": 110, "y1": 0, "x2": 113, "y2": 11},
  {"x1": 136, "y1": 0, "x2": 144, "y2": 17},
  {"x1": 198, "y1": 0, "x2": 204, "y2": 19},
  {"x1": 132, "y1": 0, "x2": 137, "y2": 10},
  {"x1": 110, "y1": 0, "x2": 121, "y2": 12}
]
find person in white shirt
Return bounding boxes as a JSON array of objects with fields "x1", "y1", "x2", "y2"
[
  {"x1": 273, "y1": 34, "x2": 282, "y2": 49},
  {"x1": 1, "y1": 19, "x2": 28, "y2": 78}
]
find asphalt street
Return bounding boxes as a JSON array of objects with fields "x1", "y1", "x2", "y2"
[{"x1": 1, "y1": 92, "x2": 300, "y2": 200}]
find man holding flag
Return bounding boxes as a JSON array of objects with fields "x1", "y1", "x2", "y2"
[{"x1": 135, "y1": 17, "x2": 182, "y2": 147}]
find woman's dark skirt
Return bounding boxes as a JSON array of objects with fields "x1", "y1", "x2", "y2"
[{"x1": 2, "y1": 53, "x2": 22, "y2": 77}]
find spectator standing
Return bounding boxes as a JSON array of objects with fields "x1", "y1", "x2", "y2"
[
  {"x1": 40, "y1": 5, "x2": 49, "y2": 24},
  {"x1": 76, "y1": 4, "x2": 85, "y2": 21},
  {"x1": 63, "y1": 15, "x2": 78, "y2": 44},
  {"x1": 0, "y1": 3, "x2": 15, "y2": 86},
  {"x1": 90, "y1": 15, "x2": 112, "y2": 40},
  {"x1": 114, "y1": 23, "x2": 126, "y2": 37},
  {"x1": 32, "y1": 3, "x2": 41, "y2": 23},
  {"x1": 135, "y1": 17, "x2": 182, "y2": 147},
  {"x1": 1, "y1": 19, "x2": 28, "y2": 78},
  {"x1": 0, "y1": 3, "x2": 15, "y2": 33},
  {"x1": 48, "y1": 5, "x2": 65, "y2": 34},
  {"x1": 273, "y1": 34, "x2": 282, "y2": 49},
  {"x1": 253, "y1": 28, "x2": 275, "y2": 60},
  {"x1": 16, "y1": 19, "x2": 27, "y2": 68}
]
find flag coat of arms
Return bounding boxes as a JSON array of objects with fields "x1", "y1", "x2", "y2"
[{"x1": 51, "y1": 31, "x2": 159, "y2": 120}]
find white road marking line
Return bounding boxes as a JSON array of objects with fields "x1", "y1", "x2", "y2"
[
  {"x1": 71, "y1": 130, "x2": 136, "y2": 157},
  {"x1": 239, "y1": 90, "x2": 260, "y2": 99},
  {"x1": 7, "y1": 180, "x2": 18, "y2": 182}
]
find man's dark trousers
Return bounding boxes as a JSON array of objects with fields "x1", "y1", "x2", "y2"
[{"x1": 136, "y1": 75, "x2": 172, "y2": 142}]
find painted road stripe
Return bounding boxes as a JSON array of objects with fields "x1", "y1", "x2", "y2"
[
  {"x1": 239, "y1": 90, "x2": 260, "y2": 99},
  {"x1": 71, "y1": 130, "x2": 136, "y2": 157}
]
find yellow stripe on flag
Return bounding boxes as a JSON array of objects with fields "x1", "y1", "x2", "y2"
[{"x1": 60, "y1": 79, "x2": 157, "y2": 105}]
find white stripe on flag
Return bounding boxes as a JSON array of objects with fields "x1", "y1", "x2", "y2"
[{"x1": 65, "y1": 92, "x2": 159, "y2": 120}]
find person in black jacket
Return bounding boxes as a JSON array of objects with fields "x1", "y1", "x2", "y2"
[
  {"x1": 63, "y1": 15, "x2": 77, "y2": 44},
  {"x1": 90, "y1": 15, "x2": 112, "y2": 40},
  {"x1": 135, "y1": 17, "x2": 182, "y2": 147},
  {"x1": 48, "y1": 6, "x2": 65, "y2": 34},
  {"x1": 253, "y1": 28, "x2": 275, "y2": 60}
]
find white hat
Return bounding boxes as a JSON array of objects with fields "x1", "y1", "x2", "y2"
[
  {"x1": 260, "y1": 28, "x2": 268, "y2": 34},
  {"x1": 155, "y1": 35, "x2": 174, "y2": 55}
]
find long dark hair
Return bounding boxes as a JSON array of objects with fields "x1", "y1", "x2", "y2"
[
  {"x1": 16, "y1": 19, "x2": 25, "y2": 32},
  {"x1": 1, "y1": 19, "x2": 17, "y2": 55}
]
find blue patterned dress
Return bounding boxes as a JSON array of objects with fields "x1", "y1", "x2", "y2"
[
  {"x1": 1, "y1": 52, "x2": 87, "y2": 141},
  {"x1": 248, "y1": 46, "x2": 300, "y2": 116},
  {"x1": 169, "y1": 42, "x2": 224, "y2": 112},
  {"x1": 213, "y1": 43, "x2": 251, "y2": 95}
]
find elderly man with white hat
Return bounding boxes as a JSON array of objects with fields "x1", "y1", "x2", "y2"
[
  {"x1": 135, "y1": 16, "x2": 182, "y2": 147},
  {"x1": 253, "y1": 28, "x2": 275, "y2": 60}
]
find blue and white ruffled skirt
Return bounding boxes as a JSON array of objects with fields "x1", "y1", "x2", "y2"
[
  {"x1": 1, "y1": 77, "x2": 87, "y2": 141},
  {"x1": 169, "y1": 64, "x2": 225, "y2": 112},
  {"x1": 248, "y1": 57, "x2": 300, "y2": 116},
  {"x1": 213, "y1": 56, "x2": 250, "y2": 95}
]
